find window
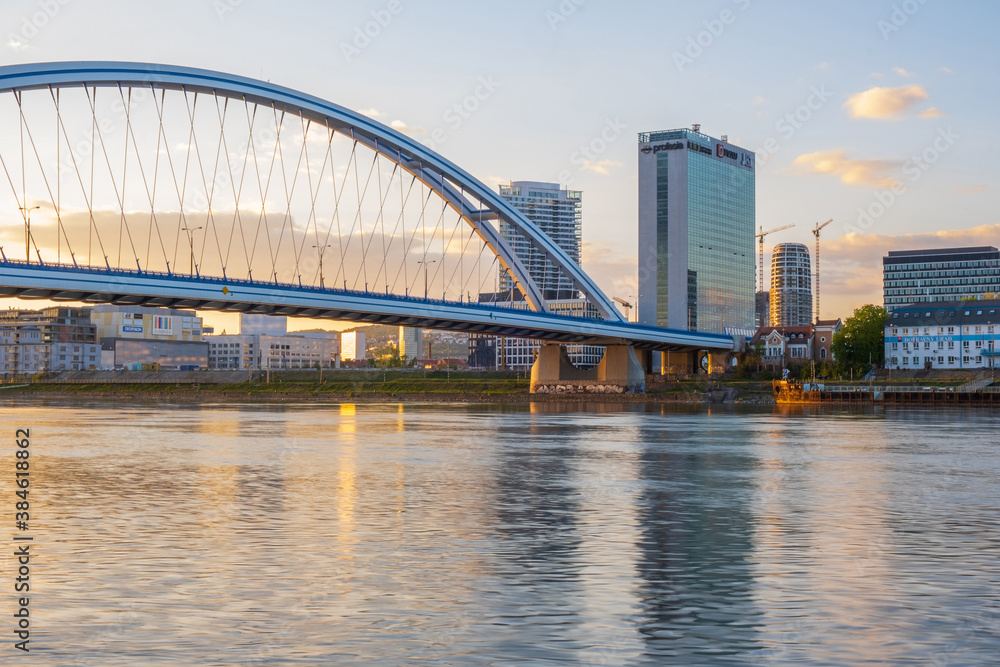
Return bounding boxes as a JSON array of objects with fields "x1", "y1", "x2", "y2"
[
  {"x1": 938, "y1": 356, "x2": 944, "y2": 364},
  {"x1": 924, "y1": 342, "x2": 931, "y2": 350},
  {"x1": 892, "y1": 343, "x2": 898, "y2": 350},
  {"x1": 903, "y1": 357, "x2": 909, "y2": 365}
]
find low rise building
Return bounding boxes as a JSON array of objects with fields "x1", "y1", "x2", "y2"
[
  {"x1": 102, "y1": 338, "x2": 208, "y2": 370},
  {"x1": 0, "y1": 307, "x2": 100, "y2": 372},
  {"x1": 207, "y1": 332, "x2": 339, "y2": 370},
  {"x1": 0, "y1": 327, "x2": 48, "y2": 375},
  {"x1": 341, "y1": 331, "x2": 366, "y2": 361},
  {"x1": 885, "y1": 300, "x2": 1000, "y2": 370},
  {"x1": 91, "y1": 305, "x2": 206, "y2": 369},
  {"x1": 750, "y1": 320, "x2": 842, "y2": 371}
]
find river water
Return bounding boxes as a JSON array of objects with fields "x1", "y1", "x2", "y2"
[{"x1": 1, "y1": 399, "x2": 998, "y2": 666}]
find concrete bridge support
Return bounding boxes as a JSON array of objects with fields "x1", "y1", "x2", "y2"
[
  {"x1": 660, "y1": 350, "x2": 698, "y2": 376},
  {"x1": 530, "y1": 344, "x2": 646, "y2": 394}
]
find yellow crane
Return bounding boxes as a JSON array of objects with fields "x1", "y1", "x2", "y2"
[
  {"x1": 812, "y1": 218, "x2": 833, "y2": 324},
  {"x1": 756, "y1": 224, "x2": 796, "y2": 297},
  {"x1": 613, "y1": 296, "x2": 633, "y2": 322}
]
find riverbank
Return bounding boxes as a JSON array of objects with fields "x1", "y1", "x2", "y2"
[
  {"x1": 2, "y1": 370, "x2": 984, "y2": 404},
  {"x1": 0, "y1": 374, "x2": 780, "y2": 404}
]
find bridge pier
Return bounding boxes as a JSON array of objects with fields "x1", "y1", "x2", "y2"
[{"x1": 530, "y1": 344, "x2": 646, "y2": 394}]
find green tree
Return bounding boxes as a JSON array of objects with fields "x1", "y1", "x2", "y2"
[{"x1": 831, "y1": 304, "x2": 889, "y2": 378}]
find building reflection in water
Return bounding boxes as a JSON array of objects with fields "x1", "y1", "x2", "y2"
[{"x1": 631, "y1": 405, "x2": 763, "y2": 663}]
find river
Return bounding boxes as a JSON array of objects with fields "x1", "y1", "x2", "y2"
[{"x1": 1, "y1": 399, "x2": 998, "y2": 665}]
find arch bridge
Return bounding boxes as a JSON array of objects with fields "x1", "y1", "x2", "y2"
[{"x1": 0, "y1": 62, "x2": 739, "y2": 390}]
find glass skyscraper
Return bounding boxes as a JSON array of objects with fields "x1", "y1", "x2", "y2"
[{"x1": 637, "y1": 127, "x2": 755, "y2": 334}]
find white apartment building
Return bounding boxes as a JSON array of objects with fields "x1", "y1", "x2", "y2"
[{"x1": 207, "y1": 332, "x2": 339, "y2": 370}]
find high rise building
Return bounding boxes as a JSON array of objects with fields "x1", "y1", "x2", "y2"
[
  {"x1": 769, "y1": 243, "x2": 813, "y2": 326},
  {"x1": 637, "y1": 127, "x2": 756, "y2": 334},
  {"x1": 883, "y1": 247, "x2": 1000, "y2": 311},
  {"x1": 498, "y1": 181, "x2": 582, "y2": 299},
  {"x1": 469, "y1": 181, "x2": 602, "y2": 370}
]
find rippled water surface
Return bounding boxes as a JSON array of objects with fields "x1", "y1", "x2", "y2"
[{"x1": 2, "y1": 400, "x2": 999, "y2": 666}]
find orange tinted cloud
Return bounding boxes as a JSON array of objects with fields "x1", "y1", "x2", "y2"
[
  {"x1": 793, "y1": 150, "x2": 900, "y2": 189},
  {"x1": 844, "y1": 85, "x2": 929, "y2": 119}
]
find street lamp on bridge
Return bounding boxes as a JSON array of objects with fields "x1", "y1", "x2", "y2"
[
  {"x1": 313, "y1": 244, "x2": 332, "y2": 288},
  {"x1": 19, "y1": 206, "x2": 39, "y2": 262},
  {"x1": 180, "y1": 225, "x2": 203, "y2": 275},
  {"x1": 417, "y1": 259, "x2": 436, "y2": 298}
]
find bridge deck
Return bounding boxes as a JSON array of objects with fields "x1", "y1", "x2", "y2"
[{"x1": 0, "y1": 261, "x2": 736, "y2": 352}]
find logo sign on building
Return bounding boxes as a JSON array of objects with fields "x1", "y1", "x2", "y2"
[
  {"x1": 716, "y1": 143, "x2": 738, "y2": 160},
  {"x1": 152, "y1": 316, "x2": 173, "y2": 336},
  {"x1": 122, "y1": 326, "x2": 143, "y2": 333}
]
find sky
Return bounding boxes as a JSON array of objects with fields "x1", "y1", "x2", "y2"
[{"x1": 1, "y1": 0, "x2": 997, "y2": 331}]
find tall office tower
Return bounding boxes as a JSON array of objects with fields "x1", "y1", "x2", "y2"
[
  {"x1": 883, "y1": 246, "x2": 1000, "y2": 311},
  {"x1": 399, "y1": 326, "x2": 423, "y2": 362},
  {"x1": 637, "y1": 127, "x2": 756, "y2": 334},
  {"x1": 769, "y1": 243, "x2": 813, "y2": 326},
  {"x1": 240, "y1": 314, "x2": 287, "y2": 336},
  {"x1": 498, "y1": 181, "x2": 582, "y2": 299}
]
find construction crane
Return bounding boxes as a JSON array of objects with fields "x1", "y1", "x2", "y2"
[
  {"x1": 613, "y1": 296, "x2": 633, "y2": 322},
  {"x1": 756, "y1": 224, "x2": 796, "y2": 297},
  {"x1": 812, "y1": 218, "x2": 833, "y2": 324}
]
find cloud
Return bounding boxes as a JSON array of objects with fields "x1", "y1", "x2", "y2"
[
  {"x1": 580, "y1": 160, "x2": 623, "y2": 175},
  {"x1": 751, "y1": 96, "x2": 766, "y2": 106},
  {"x1": 793, "y1": 150, "x2": 900, "y2": 189},
  {"x1": 892, "y1": 67, "x2": 914, "y2": 77},
  {"x1": 955, "y1": 185, "x2": 987, "y2": 195},
  {"x1": 918, "y1": 107, "x2": 946, "y2": 119},
  {"x1": 816, "y1": 62, "x2": 830, "y2": 70},
  {"x1": 7, "y1": 38, "x2": 29, "y2": 51},
  {"x1": 843, "y1": 85, "x2": 929, "y2": 120},
  {"x1": 389, "y1": 120, "x2": 425, "y2": 135},
  {"x1": 938, "y1": 66, "x2": 953, "y2": 74},
  {"x1": 870, "y1": 72, "x2": 884, "y2": 78},
  {"x1": 359, "y1": 108, "x2": 384, "y2": 118}
]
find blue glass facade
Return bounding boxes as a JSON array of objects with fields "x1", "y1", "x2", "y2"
[{"x1": 639, "y1": 129, "x2": 755, "y2": 334}]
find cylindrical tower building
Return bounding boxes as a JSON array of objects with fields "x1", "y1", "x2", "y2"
[{"x1": 769, "y1": 243, "x2": 813, "y2": 326}]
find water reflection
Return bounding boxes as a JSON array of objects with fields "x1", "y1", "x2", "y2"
[{"x1": 0, "y1": 399, "x2": 997, "y2": 666}]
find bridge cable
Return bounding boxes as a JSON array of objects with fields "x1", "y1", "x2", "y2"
[
  {"x1": 117, "y1": 84, "x2": 169, "y2": 274},
  {"x1": 18, "y1": 90, "x2": 80, "y2": 265}
]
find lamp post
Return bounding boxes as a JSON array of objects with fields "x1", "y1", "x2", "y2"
[
  {"x1": 19, "y1": 206, "x2": 39, "y2": 262},
  {"x1": 180, "y1": 225, "x2": 203, "y2": 274},
  {"x1": 417, "y1": 259, "x2": 436, "y2": 298},
  {"x1": 313, "y1": 244, "x2": 332, "y2": 288}
]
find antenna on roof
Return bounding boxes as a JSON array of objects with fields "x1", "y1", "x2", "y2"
[{"x1": 691, "y1": 123, "x2": 701, "y2": 133}]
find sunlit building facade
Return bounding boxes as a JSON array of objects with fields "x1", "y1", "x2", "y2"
[
  {"x1": 638, "y1": 127, "x2": 755, "y2": 334},
  {"x1": 769, "y1": 243, "x2": 813, "y2": 327}
]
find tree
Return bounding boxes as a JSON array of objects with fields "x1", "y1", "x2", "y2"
[{"x1": 831, "y1": 304, "x2": 889, "y2": 378}]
